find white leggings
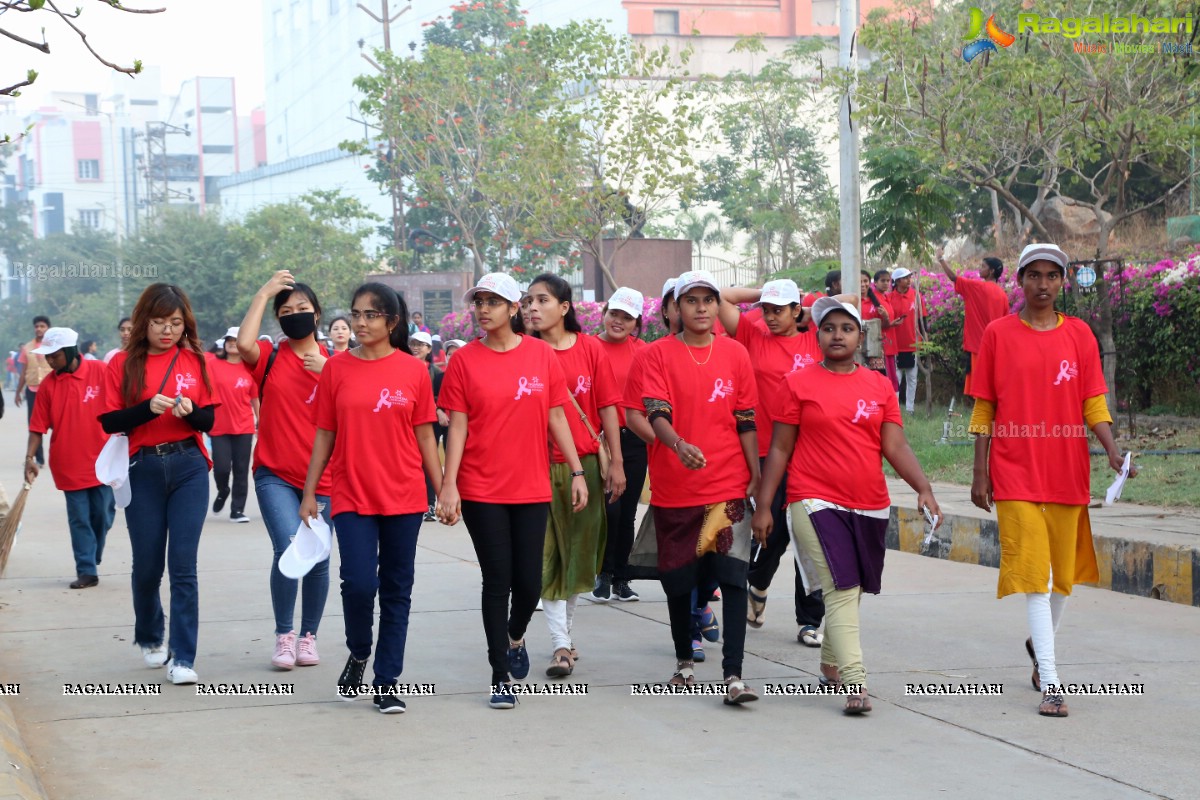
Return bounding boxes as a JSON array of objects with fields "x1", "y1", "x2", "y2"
[
  {"x1": 543, "y1": 594, "x2": 580, "y2": 651},
  {"x1": 1026, "y1": 592, "x2": 1069, "y2": 690}
]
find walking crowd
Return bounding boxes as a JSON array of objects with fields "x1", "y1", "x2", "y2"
[{"x1": 7, "y1": 241, "x2": 1132, "y2": 718}]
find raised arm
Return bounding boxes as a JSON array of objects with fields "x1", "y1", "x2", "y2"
[
  {"x1": 936, "y1": 245, "x2": 958, "y2": 282},
  {"x1": 238, "y1": 270, "x2": 296, "y2": 368},
  {"x1": 718, "y1": 287, "x2": 760, "y2": 337}
]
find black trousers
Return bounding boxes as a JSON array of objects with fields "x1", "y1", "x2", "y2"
[
  {"x1": 747, "y1": 458, "x2": 825, "y2": 628},
  {"x1": 425, "y1": 423, "x2": 447, "y2": 507},
  {"x1": 461, "y1": 500, "x2": 549, "y2": 686},
  {"x1": 26, "y1": 388, "x2": 44, "y2": 464},
  {"x1": 602, "y1": 429, "x2": 648, "y2": 581},
  {"x1": 210, "y1": 433, "x2": 253, "y2": 515},
  {"x1": 666, "y1": 558, "x2": 748, "y2": 679}
]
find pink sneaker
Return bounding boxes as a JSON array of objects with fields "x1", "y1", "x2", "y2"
[
  {"x1": 296, "y1": 632, "x2": 320, "y2": 666},
  {"x1": 272, "y1": 631, "x2": 297, "y2": 670}
]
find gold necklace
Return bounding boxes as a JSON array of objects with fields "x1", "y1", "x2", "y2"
[
  {"x1": 683, "y1": 334, "x2": 715, "y2": 366},
  {"x1": 819, "y1": 360, "x2": 857, "y2": 373}
]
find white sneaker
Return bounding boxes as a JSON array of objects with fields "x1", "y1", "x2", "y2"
[
  {"x1": 166, "y1": 659, "x2": 198, "y2": 685},
  {"x1": 141, "y1": 643, "x2": 168, "y2": 668}
]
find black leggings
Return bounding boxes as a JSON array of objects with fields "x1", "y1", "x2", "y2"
[
  {"x1": 666, "y1": 559, "x2": 749, "y2": 680},
  {"x1": 602, "y1": 429, "x2": 647, "y2": 580},
  {"x1": 461, "y1": 500, "x2": 549, "y2": 686},
  {"x1": 210, "y1": 433, "x2": 253, "y2": 515},
  {"x1": 747, "y1": 459, "x2": 825, "y2": 627}
]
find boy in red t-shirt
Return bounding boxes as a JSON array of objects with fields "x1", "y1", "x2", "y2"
[{"x1": 937, "y1": 247, "x2": 1010, "y2": 395}]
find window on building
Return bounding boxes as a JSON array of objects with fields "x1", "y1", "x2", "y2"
[
  {"x1": 202, "y1": 145, "x2": 235, "y2": 154},
  {"x1": 422, "y1": 290, "x2": 453, "y2": 324},
  {"x1": 79, "y1": 209, "x2": 102, "y2": 229},
  {"x1": 77, "y1": 159, "x2": 100, "y2": 180},
  {"x1": 811, "y1": 0, "x2": 837, "y2": 27},
  {"x1": 653, "y1": 10, "x2": 679, "y2": 35}
]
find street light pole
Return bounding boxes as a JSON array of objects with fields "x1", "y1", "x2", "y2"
[{"x1": 838, "y1": 0, "x2": 862, "y2": 305}]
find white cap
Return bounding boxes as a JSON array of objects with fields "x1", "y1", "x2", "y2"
[
  {"x1": 812, "y1": 297, "x2": 863, "y2": 327},
  {"x1": 31, "y1": 327, "x2": 78, "y2": 355},
  {"x1": 890, "y1": 267, "x2": 912, "y2": 281},
  {"x1": 411, "y1": 331, "x2": 433, "y2": 347},
  {"x1": 278, "y1": 516, "x2": 333, "y2": 579},
  {"x1": 223, "y1": 327, "x2": 240, "y2": 340},
  {"x1": 432, "y1": 334, "x2": 442, "y2": 342},
  {"x1": 258, "y1": 334, "x2": 273, "y2": 341},
  {"x1": 1017, "y1": 242, "x2": 1068, "y2": 274},
  {"x1": 757, "y1": 279, "x2": 801, "y2": 307},
  {"x1": 445, "y1": 338, "x2": 467, "y2": 349},
  {"x1": 661, "y1": 277, "x2": 678, "y2": 298},
  {"x1": 463, "y1": 272, "x2": 522, "y2": 304},
  {"x1": 674, "y1": 270, "x2": 720, "y2": 300},
  {"x1": 607, "y1": 287, "x2": 644, "y2": 318}
]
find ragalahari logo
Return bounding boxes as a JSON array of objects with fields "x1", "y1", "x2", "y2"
[{"x1": 963, "y1": 7, "x2": 1016, "y2": 63}]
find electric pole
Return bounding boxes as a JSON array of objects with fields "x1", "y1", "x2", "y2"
[{"x1": 838, "y1": 0, "x2": 862, "y2": 302}]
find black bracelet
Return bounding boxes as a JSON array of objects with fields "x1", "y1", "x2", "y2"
[{"x1": 570, "y1": 470, "x2": 585, "y2": 478}]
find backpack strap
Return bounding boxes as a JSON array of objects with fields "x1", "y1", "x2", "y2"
[{"x1": 258, "y1": 346, "x2": 279, "y2": 397}]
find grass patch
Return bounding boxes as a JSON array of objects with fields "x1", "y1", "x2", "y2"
[{"x1": 888, "y1": 408, "x2": 1200, "y2": 509}]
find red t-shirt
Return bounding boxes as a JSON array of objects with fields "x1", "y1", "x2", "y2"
[
  {"x1": 734, "y1": 316, "x2": 821, "y2": 458},
  {"x1": 103, "y1": 348, "x2": 216, "y2": 465},
  {"x1": 439, "y1": 336, "x2": 570, "y2": 504},
  {"x1": 970, "y1": 315, "x2": 1106, "y2": 505},
  {"x1": 550, "y1": 334, "x2": 621, "y2": 464},
  {"x1": 887, "y1": 289, "x2": 925, "y2": 353},
  {"x1": 206, "y1": 354, "x2": 258, "y2": 436},
  {"x1": 30, "y1": 359, "x2": 109, "y2": 491},
  {"x1": 316, "y1": 350, "x2": 437, "y2": 516},
  {"x1": 777, "y1": 365, "x2": 902, "y2": 508},
  {"x1": 596, "y1": 335, "x2": 646, "y2": 427},
  {"x1": 248, "y1": 341, "x2": 333, "y2": 494},
  {"x1": 802, "y1": 291, "x2": 826, "y2": 307},
  {"x1": 955, "y1": 276, "x2": 1010, "y2": 354},
  {"x1": 641, "y1": 335, "x2": 758, "y2": 508},
  {"x1": 865, "y1": 294, "x2": 897, "y2": 357}
]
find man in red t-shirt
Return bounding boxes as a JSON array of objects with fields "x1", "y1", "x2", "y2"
[
  {"x1": 937, "y1": 248, "x2": 1010, "y2": 396},
  {"x1": 24, "y1": 328, "x2": 114, "y2": 589}
]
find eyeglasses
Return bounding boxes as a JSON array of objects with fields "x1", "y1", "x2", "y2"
[
  {"x1": 472, "y1": 298, "x2": 508, "y2": 309},
  {"x1": 149, "y1": 320, "x2": 183, "y2": 331},
  {"x1": 349, "y1": 310, "x2": 392, "y2": 322}
]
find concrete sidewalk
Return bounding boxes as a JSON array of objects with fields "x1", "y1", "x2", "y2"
[{"x1": 1, "y1": 396, "x2": 1198, "y2": 799}]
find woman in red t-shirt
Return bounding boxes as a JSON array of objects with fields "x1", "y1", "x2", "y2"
[
  {"x1": 298, "y1": 283, "x2": 442, "y2": 713},
  {"x1": 642, "y1": 270, "x2": 761, "y2": 704},
  {"x1": 236, "y1": 271, "x2": 334, "y2": 672},
  {"x1": 872, "y1": 270, "x2": 901, "y2": 391},
  {"x1": 591, "y1": 286, "x2": 647, "y2": 604},
  {"x1": 859, "y1": 270, "x2": 892, "y2": 378},
  {"x1": 716, "y1": 278, "x2": 827, "y2": 646},
  {"x1": 527, "y1": 274, "x2": 625, "y2": 677},
  {"x1": 327, "y1": 316, "x2": 354, "y2": 354},
  {"x1": 753, "y1": 297, "x2": 941, "y2": 715},
  {"x1": 98, "y1": 284, "x2": 216, "y2": 686},
  {"x1": 206, "y1": 328, "x2": 259, "y2": 523},
  {"x1": 437, "y1": 272, "x2": 587, "y2": 709}
]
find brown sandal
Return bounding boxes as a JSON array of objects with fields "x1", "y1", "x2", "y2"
[
  {"x1": 1025, "y1": 638, "x2": 1041, "y2": 692},
  {"x1": 723, "y1": 676, "x2": 759, "y2": 705},
  {"x1": 843, "y1": 689, "x2": 872, "y2": 715},
  {"x1": 669, "y1": 660, "x2": 696, "y2": 687},
  {"x1": 545, "y1": 648, "x2": 574, "y2": 678},
  {"x1": 1038, "y1": 690, "x2": 1068, "y2": 717},
  {"x1": 819, "y1": 662, "x2": 841, "y2": 690}
]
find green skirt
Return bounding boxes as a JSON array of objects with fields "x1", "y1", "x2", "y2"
[{"x1": 542, "y1": 454, "x2": 607, "y2": 600}]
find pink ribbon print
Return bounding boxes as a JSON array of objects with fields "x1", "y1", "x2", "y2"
[
  {"x1": 514, "y1": 377, "x2": 533, "y2": 400},
  {"x1": 174, "y1": 373, "x2": 187, "y2": 396},
  {"x1": 1053, "y1": 359, "x2": 1073, "y2": 386},
  {"x1": 373, "y1": 387, "x2": 393, "y2": 413},
  {"x1": 82, "y1": 386, "x2": 99, "y2": 403},
  {"x1": 851, "y1": 399, "x2": 870, "y2": 424},
  {"x1": 708, "y1": 379, "x2": 731, "y2": 403},
  {"x1": 574, "y1": 376, "x2": 589, "y2": 396}
]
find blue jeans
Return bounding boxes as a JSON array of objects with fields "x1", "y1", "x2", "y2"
[
  {"x1": 64, "y1": 485, "x2": 115, "y2": 576},
  {"x1": 334, "y1": 512, "x2": 421, "y2": 686},
  {"x1": 126, "y1": 444, "x2": 209, "y2": 668},
  {"x1": 254, "y1": 466, "x2": 331, "y2": 636}
]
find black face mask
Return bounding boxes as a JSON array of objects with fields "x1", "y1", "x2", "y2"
[{"x1": 278, "y1": 312, "x2": 317, "y2": 340}]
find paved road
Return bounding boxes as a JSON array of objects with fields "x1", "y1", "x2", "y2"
[{"x1": 0, "y1": 392, "x2": 1196, "y2": 799}]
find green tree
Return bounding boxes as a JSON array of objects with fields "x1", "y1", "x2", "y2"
[
  {"x1": 674, "y1": 209, "x2": 732, "y2": 260},
  {"x1": 860, "y1": 143, "x2": 957, "y2": 264},
  {"x1": 20, "y1": 228, "x2": 121, "y2": 348}
]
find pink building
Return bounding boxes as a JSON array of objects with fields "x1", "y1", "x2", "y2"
[{"x1": 624, "y1": 0, "x2": 895, "y2": 39}]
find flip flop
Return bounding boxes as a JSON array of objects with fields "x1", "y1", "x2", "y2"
[
  {"x1": 747, "y1": 587, "x2": 768, "y2": 629},
  {"x1": 700, "y1": 606, "x2": 720, "y2": 642},
  {"x1": 798, "y1": 625, "x2": 823, "y2": 648},
  {"x1": 843, "y1": 690, "x2": 872, "y2": 715},
  {"x1": 545, "y1": 649, "x2": 574, "y2": 678},
  {"x1": 1025, "y1": 638, "x2": 1041, "y2": 692}
]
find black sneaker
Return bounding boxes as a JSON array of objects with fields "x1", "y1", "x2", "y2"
[
  {"x1": 337, "y1": 655, "x2": 367, "y2": 701},
  {"x1": 507, "y1": 640, "x2": 530, "y2": 681},
  {"x1": 613, "y1": 580, "x2": 640, "y2": 602},
  {"x1": 423, "y1": 505, "x2": 437, "y2": 522},
  {"x1": 212, "y1": 493, "x2": 228, "y2": 514},
  {"x1": 589, "y1": 572, "x2": 613, "y2": 603},
  {"x1": 230, "y1": 512, "x2": 251, "y2": 524},
  {"x1": 489, "y1": 682, "x2": 517, "y2": 709},
  {"x1": 373, "y1": 686, "x2": 407, "y2": 714}
]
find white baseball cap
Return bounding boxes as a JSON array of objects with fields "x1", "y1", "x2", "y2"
[
  {"x1": 890, "y1": 267, "x2": 913, "y2": 281},
  {"x1": 411, "y1": 331, "x2": 433, "y2": 347},
  {"x1": 674, "y1": 270, "x2": 720, "y2": 300},
  {"x1": 445, "y1": 338, "x2": 467, "y2": 349},
  {"x1": 278, "y1": 516, "x2": 332, "y2": 579},
  {"x1": 1017, "y1": 242, "x2": 1069, "y2": 275},
  {"x1": 812, "y1": 296, "x2": 863, "y2": 327},
  {"x1": 463, "y1": 272, "x2": 522, "y2": 304},
  {"x1": 223, "y1": 327, "x2": 240, "y2": 340},
  {"x1": 661, "y1": 277, "x2": 678, "y2": 298},
  {"x1": 607, "y1": 287, "x2": 644, "y2": 319},
  {"x1": 757, "y1": 279, "x2": 801, "y2": 307},
  {"x1": 31, "y1": 327, "x2": 78, "y2": 355},
  {"x1": 432, "y1": 334, "x2": 442, "y2": 342}
]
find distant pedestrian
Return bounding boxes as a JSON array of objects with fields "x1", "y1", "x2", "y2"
[
  {"x1": 206, "y1": 328, "x2": 259, "y2": 524},
  {"x1": 968, "y1": 243, "x2": 1131, "y2": 718},
  {"x1": 886, "y1": 268, "x2": 925, "y2": 413},
  {"x1": 15, "y1": 315, "x2": 53, "y2": 466},
  {"x1": 873, "y1": 271, "x2": 900, "y2": 390},
  {"x1": 81, "y1": 340, "x2": 99, "y2": 360},
  {"x1": 411, "y1": 311, "x2": 431, "y2": 334},
  {"x1": 104, "y1": 317, "x2": 133, "y2": 363},
  {"x1": 24, "y1": 327, "x2": 114, "y2": 589},
  {"x1": 98, "y1": 284, "x2": 216, "y2": 686},
  {"x1": 937, "y1": 247, "x2": 1011, "y2": 396},
  {"x1": 328, "y1": 316, "x2": 354, "y2": 354},
  {"x1": 860, "y1": 270, "x2": 892, "y2": 378}
]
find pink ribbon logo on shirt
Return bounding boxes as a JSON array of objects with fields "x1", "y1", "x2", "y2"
[
  {"x1": 708, "y1": 379, "x2": 732, "y2": 403},
  {"x1": 1052, "y1": 359, "x2": 1078, "y2": 386},
  {"x1": 515, "y1": 377, "x2": 533, "y2": 400},
  {"x1": 851, "y1": 399, "x2": 870, "y2": 423},
  {"x1": 174, "y1": 374, "x2": 187, "y2": 396},
  {"x1": 792, "y1": 353, "x2": 813, "y2": 372},
  {"x1": 373, "y1": 387, "x2": 393, "y2": 413},
  {"x1": 305, "y1": 385, "x2": 318, "y2": 405},
  {"x1": 574, "y1": 376, "x2": 590, "y2": 396},
  {"x1": 82, "y1": 385, "x2": 99, "y2": 403}
]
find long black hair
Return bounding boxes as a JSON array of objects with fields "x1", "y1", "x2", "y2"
[
  {"x1": 273, "y1": 282, "x2": 323, "y2": 319},
  {"x1": 351, "y1": 282, "x2": 409, "y2": 351},
  {"x1": 527, "y1": 273, "x2": 582, "y2": 336}
]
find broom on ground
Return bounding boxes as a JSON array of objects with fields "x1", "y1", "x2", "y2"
[{"x1": 0, "y1": 482, "x2": 32, "y2": 577}]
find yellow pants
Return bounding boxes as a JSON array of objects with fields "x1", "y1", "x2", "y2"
[{"x1": 995, "y1": 501, "x2": 1098, "y2": 598}]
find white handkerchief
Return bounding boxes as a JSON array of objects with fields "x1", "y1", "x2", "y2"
[{"x1": 1104, "y1": 452, "x2": 1132, "y2": 506}]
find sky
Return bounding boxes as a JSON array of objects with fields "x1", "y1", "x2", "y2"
[{"x1": 2, "y1": 0, "x2": 625, "y2": 114}]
